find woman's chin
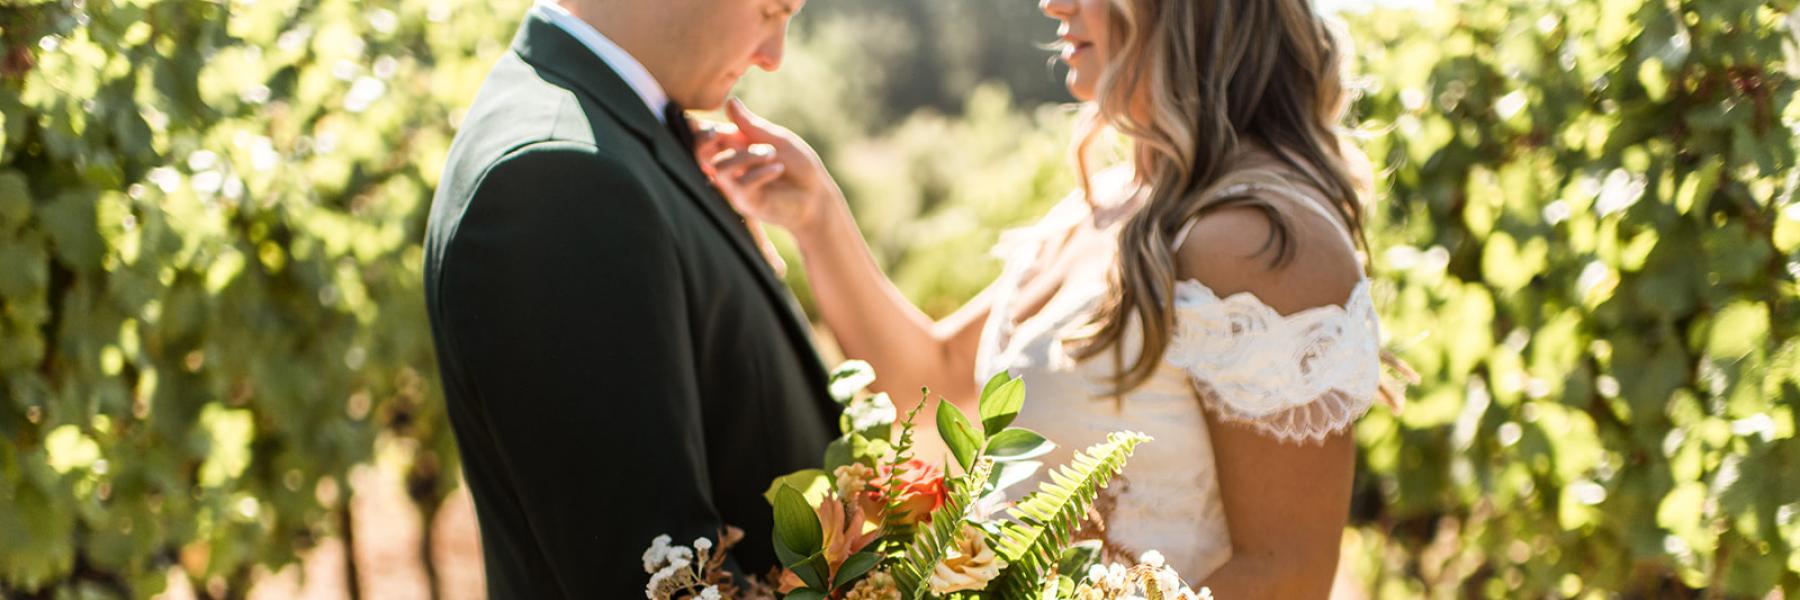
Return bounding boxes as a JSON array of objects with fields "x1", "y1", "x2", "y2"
[{"x1": 1065, "y1": 76, "x2": 1096, "y2": 102}]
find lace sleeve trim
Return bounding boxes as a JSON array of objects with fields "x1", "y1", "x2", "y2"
[{"x1": 1162, "y1": 278, "x2": 1382, "y2": 445}]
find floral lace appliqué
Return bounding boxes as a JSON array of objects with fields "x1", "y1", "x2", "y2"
[{"x1": 1163, "y1": 278, "x2": 1382, "y2": 445}]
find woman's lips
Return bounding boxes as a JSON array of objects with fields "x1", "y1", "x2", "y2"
[{"x1": 1063, "y1": 41, "x2": 1093, "y2": 61}]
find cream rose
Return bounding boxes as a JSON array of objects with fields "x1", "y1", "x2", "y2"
[{"x1": 926, "y1": 524, "x2": 1007, "y2": 594}]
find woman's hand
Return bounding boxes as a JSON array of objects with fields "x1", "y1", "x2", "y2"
[{"x1": 696, "y1": 99, "x2": 843, "y2": 241}]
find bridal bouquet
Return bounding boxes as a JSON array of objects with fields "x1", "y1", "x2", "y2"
[{"x1": 643, "y1": 362, "x2": 1213, "y2": 600}]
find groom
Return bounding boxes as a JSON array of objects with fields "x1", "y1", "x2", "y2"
[{"x1": 422, "y1": 0, "x2": 833, "y2": 595}]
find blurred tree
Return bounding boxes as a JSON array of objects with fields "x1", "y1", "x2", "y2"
[
  {"x1": 1340, "y1": 0, "x2": 1800, "y2": 595},
  {"x1": 2, "y1": 0, "x2": 1795, "y2": 597},
  {"x1": 0, "y1": 0, "x2": 522, "y2": 596}
]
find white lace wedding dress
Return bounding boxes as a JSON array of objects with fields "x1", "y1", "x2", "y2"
[{"x1": 973, "y1": 169, "x2": 1385, "y2": 581}]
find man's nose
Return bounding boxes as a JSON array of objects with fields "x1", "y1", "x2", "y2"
[{"x1": 753, "y1": 28, "x2": 786, "y2": 71}]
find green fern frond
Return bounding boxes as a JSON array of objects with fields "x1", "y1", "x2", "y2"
[
  {"x1": 880, "y1": 395, "x2": 928, "y2": 530},
  {"x1": 891, "y1": 458, "x2": 993, "y2": 599},
  {"x1": 991, "y1": 431, "x2": 1150, "y2": 597}
]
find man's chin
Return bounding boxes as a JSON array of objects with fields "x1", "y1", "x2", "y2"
[{"x1": 680, "y1": 87, "x2": 735, "y2": 113}]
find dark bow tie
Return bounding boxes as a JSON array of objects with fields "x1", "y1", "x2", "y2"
[{"x1": 663, "y1": 101, "x2": 698, "y2": 157}]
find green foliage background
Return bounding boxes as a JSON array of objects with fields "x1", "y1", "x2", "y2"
[{"x1": 0, "y1": 0, "x2": 1796, "y2": 597}]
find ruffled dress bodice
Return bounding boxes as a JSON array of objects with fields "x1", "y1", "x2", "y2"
[{"x1": 973, "y1": 173, "x2": 1383, "y2": 581}]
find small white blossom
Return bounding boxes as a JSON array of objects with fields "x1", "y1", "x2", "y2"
[
  {"x1": 846, "y1": 393, "x2": 897, "y2": 431},
  {"x1": 697, "y1": 586, "x2": 722, "y2": 600},
  {"x1": 644, "y1": 565, "x2": 675, "y2": 599},
  {"x1": 642, "y1": 535, "x2": 673, "y2": 573},
  {"x1": 693, "y1": 537, "x2": 713, "y2": 553}
]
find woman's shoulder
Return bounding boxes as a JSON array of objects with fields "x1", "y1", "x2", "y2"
[{"x1": 1170, "y1": 172, "x2": 1364, "y2": 318}]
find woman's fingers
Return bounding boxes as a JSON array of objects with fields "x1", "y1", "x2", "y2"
[
  {"x1": 717, "y1": 161, "x2": 785, "y2": 219},
  {"x1": 711, "y1": 144, "x2": 779, "y2": 175},
  {"x1": 725, "y1": 98, "x2": 779, "y2": 142},
  {"x1": 734, "y1": 161, "x2": 786, "y2": 189}
]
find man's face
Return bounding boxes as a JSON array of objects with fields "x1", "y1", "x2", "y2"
[{"x1": 661, "y1": 0, "x2": 803, "y2": 110}]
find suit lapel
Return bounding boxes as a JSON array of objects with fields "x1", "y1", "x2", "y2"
[{"x1": 510, "y1": 15, "x2": 831, "y2": 396}]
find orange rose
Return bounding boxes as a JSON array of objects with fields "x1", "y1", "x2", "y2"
[{"x1": 859, "y1": 459, "x2": 946, "y2": 526}]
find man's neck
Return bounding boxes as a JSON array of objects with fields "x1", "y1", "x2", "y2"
[
  {"x1": 540, "y1": 0, "x2": 675, "y2": 117},
  {"x1": 555, "y1": 0, "x2": 665, "y2": 83}
]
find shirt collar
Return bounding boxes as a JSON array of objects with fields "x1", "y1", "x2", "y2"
[{"x1": 530, "y1": 0, "x2": 672, "y2": 123}]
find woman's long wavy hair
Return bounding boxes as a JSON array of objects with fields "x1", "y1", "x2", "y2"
[{"x1": 1066, "y1": 0, "x2": 1373, "y2": 395}]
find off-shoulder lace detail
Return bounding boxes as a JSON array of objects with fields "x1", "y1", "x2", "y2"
[{"x1": 1163, "y1": 278, "x2": 1382, "y2": 445}]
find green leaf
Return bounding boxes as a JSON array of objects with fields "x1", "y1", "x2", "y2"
[
  {"x1": 978, "y1": 375, "x2": 1025, "y2": 436},
  {"x1": 792, "y1": 551, "x2": 831, "y2": 591},
  {"x1": 822, "y1": 437, "x2": 854, "y2": 474},
  {"x1": 936, "y1": 399, "x2": 983, "y2": 472},
  {"x1": 772, "y1": 486, "x2": 824, "y2": 563},
  {"x1": 764, "y1": 469, "x2": 831, "y2": 507},
  {"x1": 826, "y1": 433, "x2": 894, "y2": 474},
  {"x1": 784, "y1": 589, "x2": 828, "y2": 600},
  {"x1": 38, "y1": 191, "x2": 103, "y2": 272},
  {"x1": 979, "y1": 371, "x2": 1010, "y2": 406},
  {"x1": 987, "y1": 458, "x2": 1041, "y2": 497},
  {"x1": 1055, "y1": 540, "x2": 1104, "y2": 581},
  {"x1": 1706, "y1": 302, "x2": 1770, "y2": 360},
  {"x1": 0, "y1": 170, "x2": 29, "y2": 229},
  {"x1": 833, "y1": 551, "x2": 882, "y2": 589},
  {"x1": 985, "y1": 427, "x2": 1054, "y2": 462}
]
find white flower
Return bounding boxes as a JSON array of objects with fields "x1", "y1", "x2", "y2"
[
  {"x1": 693, "y1": 537, "x2": 713, "y2": 553},
  {"x1": 927, "y1": 525, "x2": 1007, "y2": 594},
  {"x1": 1138, "y1": 550, "x2": 1165, "y2": 569},
  {"x1": 1102, "y1": 563, "x2": 1128, "y2": 590},
  {"x1": 642, "y1": 535, "x2": 673, "y2": 573},
  {"x1": 1153, "y1": 566, "x2": 1183, "y2": 596},
  {"x1": 846, "y1": 393, "x2": 897, "y2": 431},
  {"x1": 645, "y1": 565, "x2": 675, "y2": 599},
  {"x1": 697, "y1": 586, "x2": 722, "y2": 600}
]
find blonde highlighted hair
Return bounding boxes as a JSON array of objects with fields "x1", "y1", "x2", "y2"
[{"x1": 1066, "y1": 0, "x2": 1376, "y2": 395}]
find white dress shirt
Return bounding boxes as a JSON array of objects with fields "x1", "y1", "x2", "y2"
[{"x1": 531, "y1": 0, "x2": 671, "y2": 123}]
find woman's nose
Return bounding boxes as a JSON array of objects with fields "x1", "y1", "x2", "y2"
[{"x1": 1040, "y1": 0, "x2": 1075, "y2": 19}]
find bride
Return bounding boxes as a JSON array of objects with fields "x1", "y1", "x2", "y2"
[{"x1": 701, "y1": 0, "x2": 1402, "y2": 594}]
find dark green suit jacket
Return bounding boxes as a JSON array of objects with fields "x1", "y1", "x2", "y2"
[{"x1": 422, "y1": 13, "x2": 837, "y2": 598}]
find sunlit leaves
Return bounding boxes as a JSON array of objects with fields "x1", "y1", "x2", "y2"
[
  {"x1": 1345, "y1": 0, "x2": 1800, "y2": 594},
  {"x1": 0, "y1": 0, "x2": 505, "y2": 593}
]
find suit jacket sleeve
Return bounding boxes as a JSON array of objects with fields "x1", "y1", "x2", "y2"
[{"x1": 439, "y1": 141, "x2": 737, "y2": 595}]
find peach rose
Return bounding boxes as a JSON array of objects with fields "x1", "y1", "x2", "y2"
[{"x1": 859, "y1": 458, "x2": 947, "y2": 526}]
